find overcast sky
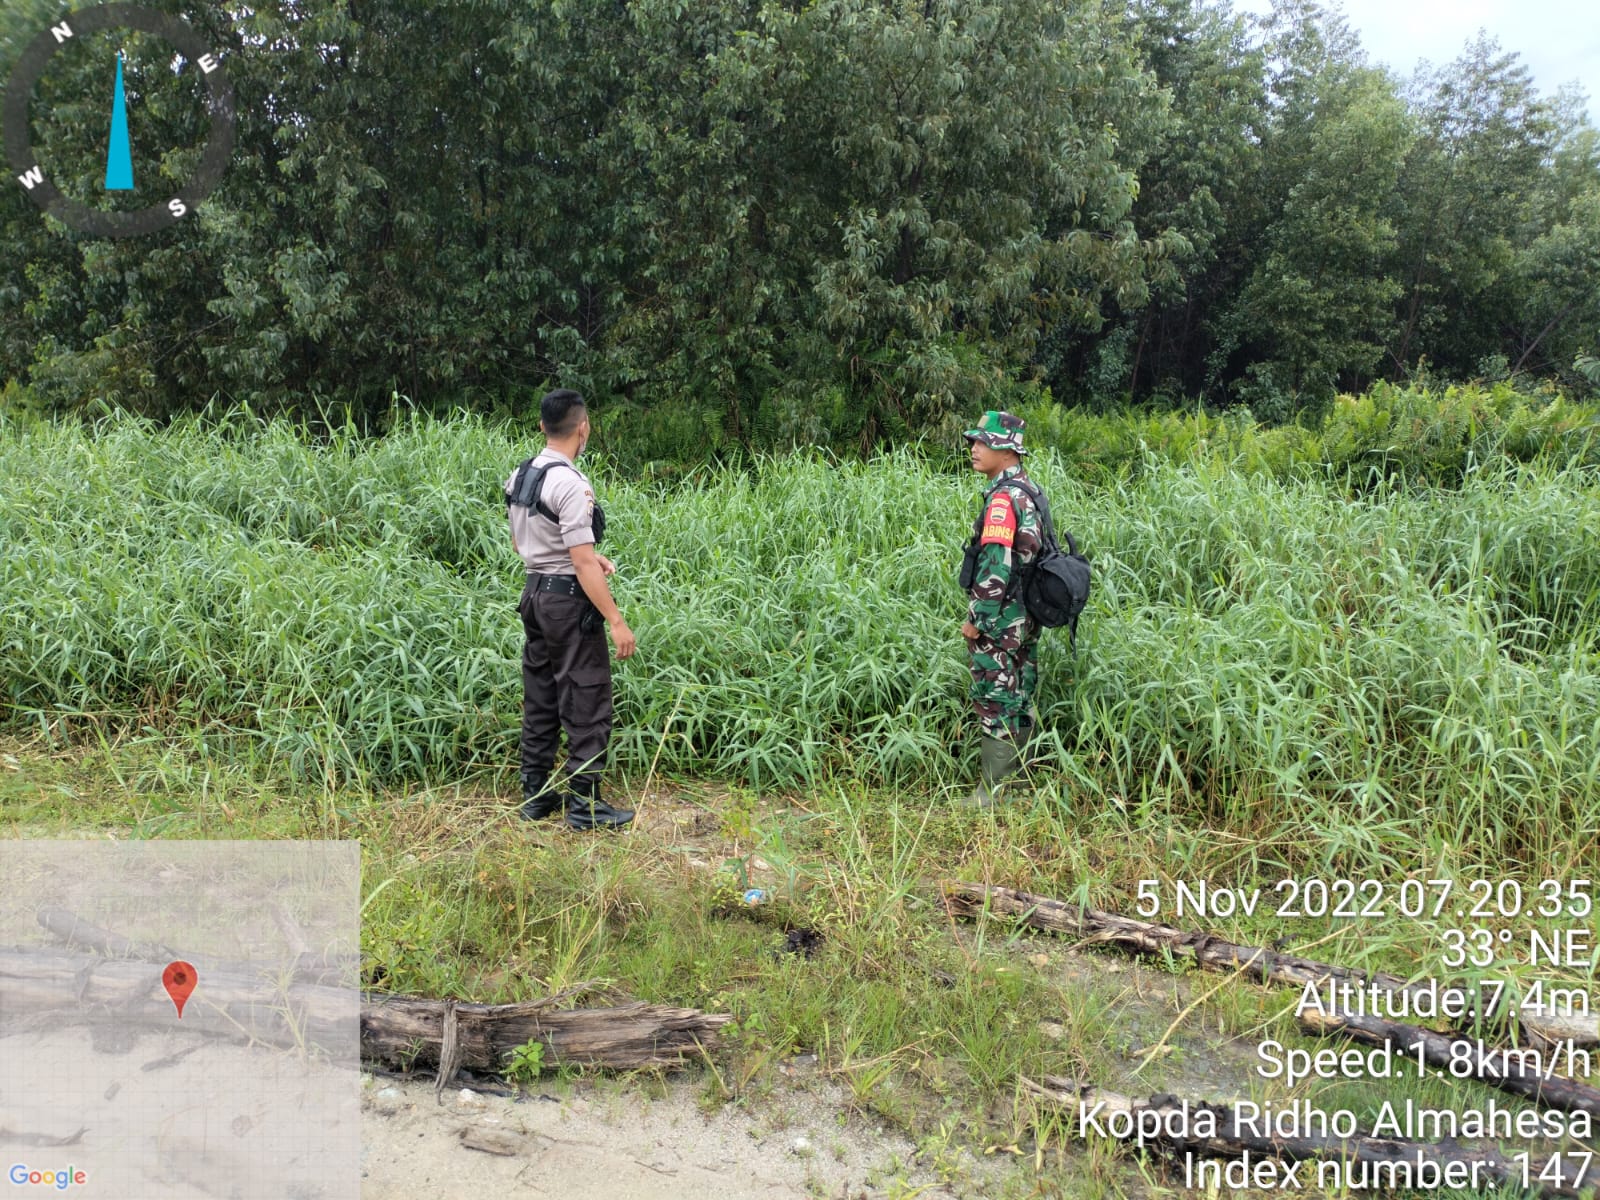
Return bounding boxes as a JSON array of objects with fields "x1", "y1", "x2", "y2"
[{"x1": 1230, "y1": 0, "x2": 1599, "y2": 122}]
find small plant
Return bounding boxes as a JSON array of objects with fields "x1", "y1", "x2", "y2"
[
  {"x1": 719, "y1": 789, "x2": 759, "y2": 842},
  {"x1": 917, "y1": 1121, "x2": 971, "y2": 1186},
  {"x1": 504, "y1": 1037, "x2": 546, "y2": 1085}
]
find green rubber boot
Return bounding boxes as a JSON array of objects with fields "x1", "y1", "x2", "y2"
[
  {"x1": 1018, "y1": 707, "x2": 1042, "y2": 766},
  {"x1": 965, "y1": 736, "x2": 1021, "y2": 808}
]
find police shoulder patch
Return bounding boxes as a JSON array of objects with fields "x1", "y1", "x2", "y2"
[{"x1": 979, "y1": 492, "x2": 1016, "y2": 546}]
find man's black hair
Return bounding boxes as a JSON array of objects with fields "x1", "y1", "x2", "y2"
[{"x1": 540, "y1": 388, "x2": 587, "y2": 437}]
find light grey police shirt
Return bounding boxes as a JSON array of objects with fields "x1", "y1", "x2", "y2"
[{"x1": 506, "y1": 449, "x2": 597, "y2": 576}]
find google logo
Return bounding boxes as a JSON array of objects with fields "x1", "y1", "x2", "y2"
[{"x1": 6, "y1": 1165, "x2": 86, "y2": 1190}]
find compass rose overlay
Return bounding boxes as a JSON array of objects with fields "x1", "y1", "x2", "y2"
[{"x1": 3, "y1": 4, "x2": 236, "y2": 238}]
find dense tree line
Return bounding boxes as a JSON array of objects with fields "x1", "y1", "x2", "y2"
[{"x1": 2, "y1": 0, "x2": 1596, "y2": 449}]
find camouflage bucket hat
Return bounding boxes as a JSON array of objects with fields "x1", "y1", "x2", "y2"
[{"x1": 963, "y1": 410, "x2": 1027, "y2": 455}]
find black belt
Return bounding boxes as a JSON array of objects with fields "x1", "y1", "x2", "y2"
[{"x1": 530, "y1": 573, "x2": 582, "y2": 597}]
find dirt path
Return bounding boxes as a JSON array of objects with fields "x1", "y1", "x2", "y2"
[{"x1": 361, "y1": 1071, "x2": 945, "y2": 1200}]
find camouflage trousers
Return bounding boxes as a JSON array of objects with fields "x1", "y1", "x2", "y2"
[{"x1": 967, "y1": 611, "x2": 1040, "y2": 740}]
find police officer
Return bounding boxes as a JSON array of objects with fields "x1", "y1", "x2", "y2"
[
  {"x1": 506, "y1": 389, "x2": 637, "y2": 829},
  {"x1": 959, "y1": 411, "x2": 1042, "y2": 805}
]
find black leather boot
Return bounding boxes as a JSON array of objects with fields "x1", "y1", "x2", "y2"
[
  {"x1": 518, "y1": 770, "x2": 563, "y2": 821},
  {"x1": 563, "y1": 777, "x2": 633, "y2": 830}
]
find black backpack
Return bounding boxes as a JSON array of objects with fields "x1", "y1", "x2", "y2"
[
  {"x1": 961, "y1": 476, "x2": 1091, "y2": 645},
  {"x1": 504, "y1": 458, "x2": 605, "y2": 546}
]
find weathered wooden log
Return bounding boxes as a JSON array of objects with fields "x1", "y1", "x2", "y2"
[
  {"x1": 0, "y1": 946, "x2": 729, "y2": 1072},
  {"x1": 36, "y1": 904, "x2": 172, "y2": 958},
  {"x1": 362, "y1": 992, "x2": 732, "y2": 1074},
  {"x1": 36, "y1": 904, "x2": 355, "y2": 987},
  {"x1": 1299, "y1": 1007, "x2": 1600, "y2": 1116},
  {"x1": 0, "y1": 946, "x2": 353, "y2": 1050},
  {"x1": 945, "y1": 882, "x2": 1597, "y2": 1046},
  {"x1": 1020, "y1": 1076, "x2": 1595, "y2": 1200},
  {"x1": 271, "y1": 899, "x2": 312, "y2": 960}
]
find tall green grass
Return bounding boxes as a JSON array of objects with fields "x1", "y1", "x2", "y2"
[
  {"x1": 1, "y1": 407, "x2": 1595, "y2": 866},
  {"x1": 1020, "y1": 380, "x2": 1600, "y2": 485}
]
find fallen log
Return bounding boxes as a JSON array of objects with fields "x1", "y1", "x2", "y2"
[
  {"x1": 362, "y1": 992, "x2": 731, "y2": 1075},
  {"x1": 1299, "y1": 1007, "x2": 1600, "y2": 1117},
  {"x1": 36, "y1": 904, "x2": 174, "y2": 959},
  {"x1": 945, "y1": 882, "x2": 1598, "y2": 1047},
  {"x1": 0, "y1": 946, "x2": 352, "y2": 1051},
  {"x1": 270, "y1": 899, "x2": 312, "y2": 960},
  {"x1": 36, "y1": 904, "x2": 355, "y2": 987},
  {"x1": 1020, "y1": 1076, "x2": 1596, "y2": 1200},
  {"x1": 0, "y1": 945, "x2": 729, "y2": 1072}
]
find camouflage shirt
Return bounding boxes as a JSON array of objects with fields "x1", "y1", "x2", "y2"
[{"x1": 966, "y1": 464, "x2": 1043, "y2": 637}]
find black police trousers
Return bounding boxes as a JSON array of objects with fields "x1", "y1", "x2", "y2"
[{"x1": 518, "y1": 576, "x2": 613, "y2": 788}]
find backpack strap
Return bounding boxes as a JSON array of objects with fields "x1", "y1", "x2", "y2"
[
  {"x1": 504, "y1": 458, "x2": 575, "y2": 524},
  {"x1": 1004, "y1": 479, "x2": 1082, "y2": 561},
  {"x1": 974, "y1": 476, "x2": 1051, "y2": 606},
  {"x1": 987, "y1": 475, "x2": 1058, "y2": 550}
]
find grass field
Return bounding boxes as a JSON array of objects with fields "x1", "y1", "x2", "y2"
[{"x1": 2, "y1": 399, "x2": 1597, "y2": 1197}]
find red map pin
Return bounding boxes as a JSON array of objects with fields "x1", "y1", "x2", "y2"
[{"x1": 162, "y1": 960, "x2": 198, "y2": 1019}]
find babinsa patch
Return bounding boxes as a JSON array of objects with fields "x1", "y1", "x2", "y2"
[{"x1": 980, "y1": 493, "x2": 1016, "y2": 546}]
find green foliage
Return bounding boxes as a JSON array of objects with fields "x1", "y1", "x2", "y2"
[
  {"x1": 1070, "y1": 4, "x2": 1600, "y2": 414},
  {"x1": 1516, "y1": 189, "x2": 1600, "y2": 388},
  {"x1": 1070, "y1": 0, "x2": 1264, "y2": 401},
  {"x1": 1017, "y1": 381, "x2": 1599, "y2": 484},
  {"x1": 1217, "y1": 6, "x2": 1413, "y2": 414},
  {"x1": 6, "y1": 0, "x2": 1600, "y2": 425},
  {"x1": 504, "y1": 1037, "x2": 546, "y2": 1084},
  {"x1": 2, "y1": 0, "x2": 1177, "y2": 438},
  {"x1": 1317, "y1": 382, "x2": 1600, "y2": 481},
  {"x1": 1, "y1": 404, "x2": 1595, "y2": 867},
  {"x1": 1387, "y1": 37, "x2": 1562, "y2": 380}
]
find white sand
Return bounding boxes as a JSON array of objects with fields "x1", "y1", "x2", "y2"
[{"x1": 360, "y1": 1072, "x2": 941, "y2": 1200}]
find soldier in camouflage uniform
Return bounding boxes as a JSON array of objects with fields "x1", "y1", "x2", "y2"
[{"x1": 959, "y1": 411, "x2": 1042, "y2": 805}]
